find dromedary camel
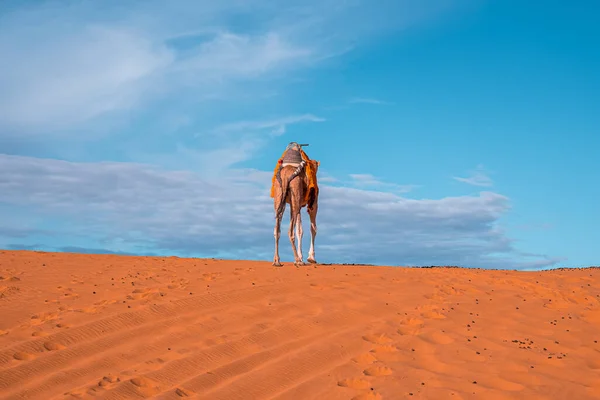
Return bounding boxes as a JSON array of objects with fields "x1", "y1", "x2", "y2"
[{"x1": 271, "y1": 142, "x2": 320, "y2": 267}]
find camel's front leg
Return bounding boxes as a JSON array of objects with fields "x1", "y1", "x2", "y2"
[
  {"x1": 273, "y1": 213, "x2": 283, "y2": 267},
  {"x1": 307, "y1": 205, "x2": 318, "y2": 264},
  {"x1": 295, "y1": 212, "x2": 304, "y2": 265}
]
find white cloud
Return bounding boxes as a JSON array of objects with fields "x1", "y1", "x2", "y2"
[
  {"x1": 0, "y1": 24, "x2": 174, "y2": 133},
  {"x1": 0, "y1": 154, "x2": 559, "y2": 269},
  {"x1": 349, "y1": 174, "x2": 383, "y2": 185},
  {"x1": 213, "y1": 114, "x2": 325, "y2": 136},
  {"x1": 317, "y1": 174, "x2": 339, "y2": 183},
  {"x1": 0, "y1": 0, "x2": 462, "y2": 137},
  {"x1": 454, "y1": 164, "x2": 494, "y2": 187},
  {"x1": 347, "y1": 173, "x2": 418, "y2": 194},
  {"x1": 0, "y1": 3, "x2": 314, "y2": 136},
  {"x1": 171, "y1": 142, "x2": 263, "y2": 172},
  {"x1": 172, "y1": 32, "x2": 312, "y2": 80},
  {"x1": 125, "y1": 113, "x2": 325, "y2": 174},
  {"x1": 349, "y1": 97, "x2": 395, "y2": 105}
]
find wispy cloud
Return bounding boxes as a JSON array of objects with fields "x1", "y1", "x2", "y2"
[
  {"x1": 348, "y1": 173, "x2": 418, "y2": 193},
  {"x1": 0, "y1": 24, "x2": 174, "y2": 133},
  {"x1": 317, "y1": 174, "x2": 339, "y2": 183},
  {"x1": 349, "y1": 97, "x2": 395, "y2": 106},
  {"x1": 125, "y1": 112, "x2": 326, "y2": 173},
  {"x1": 0, "y1": 27, "x2": 314, "y2": 135},
  {"x1": 0, "y1": 0, "x2": 458, "y2": 138},
  {"x1": 213, "y1": 114, "x2": 325, "y2": 136},
  {"x1": 170, "y1": 32, "x2": 313, "y2": 83},
  {"x1": 454, "y1": 165, "x2": 493, "y2": 187},
  {"x1": 0, "y1": 4, "x2": 316, "y2": 136}
]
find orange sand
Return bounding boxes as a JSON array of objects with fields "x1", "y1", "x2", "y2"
[{"x1": 0, "y1": 250, "x2": 599, "y2": 400}]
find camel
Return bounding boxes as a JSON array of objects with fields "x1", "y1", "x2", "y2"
[{"x1": 271, "y1": 142, "x2": 320, "y2": 267}]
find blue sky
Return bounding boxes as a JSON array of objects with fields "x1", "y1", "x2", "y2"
[{"x1": 1, "y1": 0, "x2": 598, "y2": 269}]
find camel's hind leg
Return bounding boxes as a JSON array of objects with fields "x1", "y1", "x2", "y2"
[
  {"x1": 273, "y1": 197, "x2": 285, "y2": 267},
  {"x1": 307, "y1": 203, "x2": 318, "y2": 264},
  {"x1": 288, "y1": 192, "x2": 303, "y2": 267},
  {"x1": 273, "y1": 215, "x2": 283, "y2": 266},
  {"x1": 295, "y1": 211, "x2": 304, "y2": 265}
]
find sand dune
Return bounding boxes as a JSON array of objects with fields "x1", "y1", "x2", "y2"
[{"x1": 0, "y1": 251, "x2": 599, "y2": 399}]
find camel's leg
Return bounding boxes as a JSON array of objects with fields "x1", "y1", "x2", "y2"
[
  {"x1": 273, "y1": 203, "x2": 284, "y2": 267},
  {"x1": 288, "y1": 197, "x2": 302, "y2": 267},
  {"x1": 295, "y1": 211, "x2": 304, "y2": 265},
  {"x1": 307, "y1": 204, "x2": 318, "y2": 264}
]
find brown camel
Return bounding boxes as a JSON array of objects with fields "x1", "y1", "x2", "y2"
[{"x1": 272, "y1": 142, "x2": 320, "y2": 267}]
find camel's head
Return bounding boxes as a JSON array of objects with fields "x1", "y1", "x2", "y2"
[{"x1": 286, "y1": 142, "x2": 302, "y2": 151}]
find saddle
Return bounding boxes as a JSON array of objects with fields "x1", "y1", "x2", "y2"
[{"x1": 281, "y1": 143, "x2": 303, "y2": 166}]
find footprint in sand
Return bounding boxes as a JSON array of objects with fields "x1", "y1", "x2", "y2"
[
  {"x1": 97, "y1": 374, "x2": 121, "y2": 388},
  {"x1": 420, "y1": 310, "x2": 446, "y2": 320},
  {"x1": 437, "y1": 285, "x2": 463, "y2": 296},
  {"x1": 423, "y1": 293, "x2": 444, "y2": 301},
  {"x1": 133, "y1": 356, "x2": 173, "y2": 374},
  {"x1": 44, "y1": 341, "x2": 66, "y2": 351},
  {"x1": 94, "y1": 299, "x2": 119, "y2": 306},
  {"x1": 352, "y1": 392, "x2": 383, "y2": 400},
  {"x1": 370, "y1": 345, "x2": 398, "y2": 354},
  {"x1": 370, "y1": 344, "x2": 402, "y2": 363},
  {"x1": 309, "y1": 283, "x2": 328, "y2": 290},
  {"x1": 59, "y1": 287, "x2": 80, "y2": 299},
  {"x1": 0, "y1": 329, "x2": 8, "y2": 336},
  {"x1": 338, "y1": 378, "x2": 371, "y2": 390},
  {"x1": 31, "y1": 330, "x2": 48, "y2": 337},
  {"x1": 127, "y1": 288, "x2": 159, "y2": 300},
  {"x1": 168, "y1": 278, "x2": 190, "y2": 289},
  {"x1": 175, "y1": 387, "x2": 195, "y2": 397},
  {"x1": 30, "y1": 311, "x2": 60, "y2": 326},
  {"x1": 202, "y1": 272, "x2": 220, "y2": 281},
  {"x1": 0, "y1": 285, "x2": 20, "y2": 299},
  {"x1": 130, "y1": 376, "x2": 161, "y2": 396},
  {"x1": 353, "y1": 353, "x2": 377, "y2": 365},
  {"x1": 13, "y1": 351, "x2": 35, "y2": 361},
  {"x1": 0, "y1": 275, "x2": 20, "y2": 282},
  {"x1": 86, "y1": 385, "x2": 106, "y2": 396},
  {"x1": 397, "y1": 317, "x2": 424, "y2": 336},
  {"x1": 131, "y1": 377, "x2": 152, "y2": 387},
  {"x1": 64, "y1": 389, "x2": 85, "y2": 398},
  {"x1": 75, "y1": 306, "x2": 97, "y2": 314},
  {"x1": 363, "y1": 365, "x2": 393, "y2": 376},
  {"x1": 362, "y1": 334, "x2": 393, "y2": 345}
]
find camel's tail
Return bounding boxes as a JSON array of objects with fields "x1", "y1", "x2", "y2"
[
  {"x1": 275, "y1": 175, "x2": 290, "y2": 220},
  {"x1": 276, "y1": 161, "x2": 306, "y2": 219}
]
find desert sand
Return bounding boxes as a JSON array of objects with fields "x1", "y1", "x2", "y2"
[{"x1": 0, "y1": 250, "x2": 599, "y2": 399}]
